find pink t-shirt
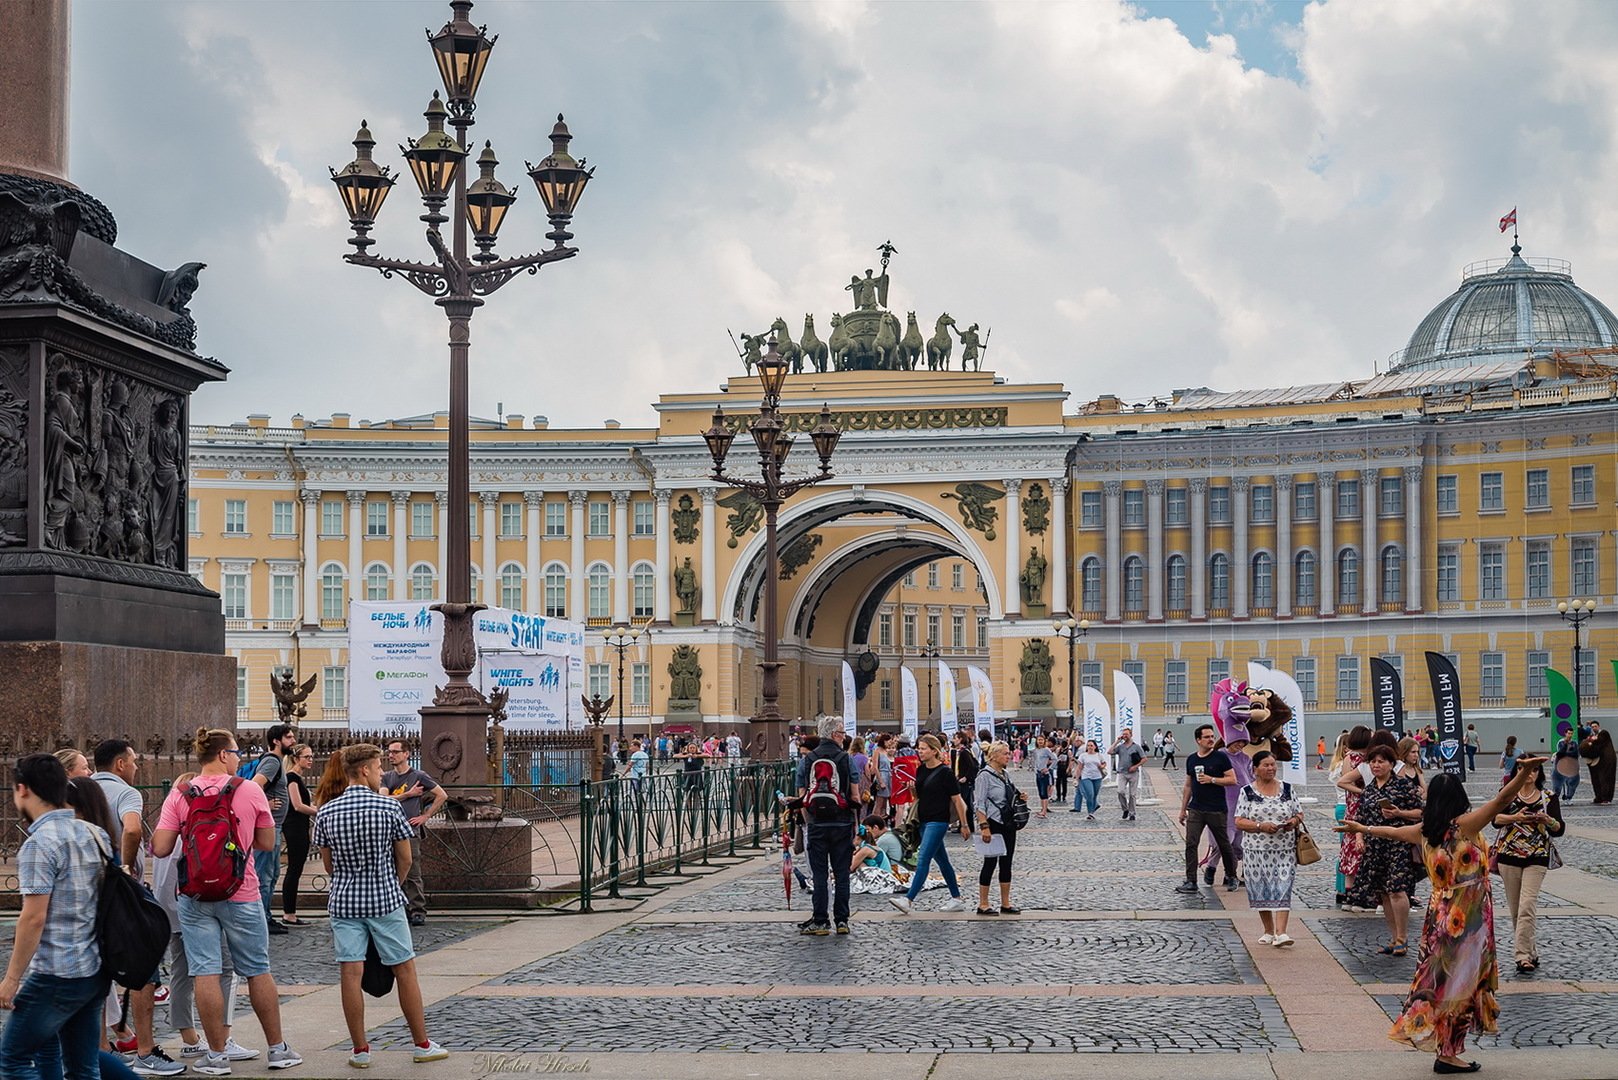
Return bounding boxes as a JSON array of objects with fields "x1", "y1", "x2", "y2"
[{"x1": 156, "y1": 773, "x2": 273, "y2": 903}]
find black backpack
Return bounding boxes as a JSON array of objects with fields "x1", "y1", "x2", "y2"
[{"x1": 90, "y1": 829, "x2": 172, "y2": 990}]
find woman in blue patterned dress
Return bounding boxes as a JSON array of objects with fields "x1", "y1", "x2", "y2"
[{"x1": 1234, "y1": 750, "x2": 1305, "y2": 946}]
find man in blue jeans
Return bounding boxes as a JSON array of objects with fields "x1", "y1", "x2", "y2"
[
  {"x1": 0, "y1": 754, "x2": 112, "y2": 1080},
  {"x1": 252, "y1": 724, "x2": 298, "y2": 935},
  {"x1": 797, "y1": 717, "x2": 858, "y2": 936}
]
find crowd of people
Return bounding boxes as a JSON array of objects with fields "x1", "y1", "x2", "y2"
[{"x1": 1, "y1": 731, "x2": 455, "y2": 1078}]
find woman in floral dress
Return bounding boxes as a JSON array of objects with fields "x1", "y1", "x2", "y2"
[
  {"x1": 1332, "y1": 725, "x2": 1373, "y2": 905},
  {"x1": 1352, "y1": 744, "x2": 1425, "y2": 955},
  {"x1": 1336, "y1": 756, "x2": 1546, "y2": 1075},
  {"x1": 1233, "y1": 750, "x2": 1304, "y2": 946}
]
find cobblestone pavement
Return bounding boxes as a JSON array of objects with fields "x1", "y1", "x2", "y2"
[
  {"x1": 1554, "y1": 834, "x2": 1618, "y2": 872},
  {"x1": 494, "y1": 918, "x2": 1260, "y2": 987},
  {"x1": 1372, "y1": 992, "x2": 1618, "y2": 1049},
  {"x1": 1305, "y1": 914, "x2": 1618, "y2": 984},
  {"x1": 365, "y1": 993, "x2": 1300, "y2": 1053}
]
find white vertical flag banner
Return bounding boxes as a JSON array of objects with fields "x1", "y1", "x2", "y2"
[
  {"x1": 900, "y1": 666, "x2": 920, "y2": 743},
  {"x1": 1248, "y1": 662, "x2": 1307, "y2": 788},
  {"x1": 1081, "y1": 685, "x2": 1110, "y2": 751},
  {"x1": 966, "y1": 665, "x2": 995, "y2": 733},
  {"x1": 1110, "y1": 670, "x2": 1138, "y2": 752},
  {"x1": 938, "y1": 660, "x2": 958, "y2": 738},
  {"x1": 841, "y1": 660, "x2": 858, "y2": 738}
]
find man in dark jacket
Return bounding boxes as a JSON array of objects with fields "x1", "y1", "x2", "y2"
[{"x1": 796, "y1": 717, "x2": 855, "y2": 936}]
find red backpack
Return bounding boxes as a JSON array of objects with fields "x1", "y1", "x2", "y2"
[
  {"x1": 805, "y1": 756, "x2": 850, "y2": 820},
  {"x1": 177, "y1": 776, "x2": 249, "y2": 902}
]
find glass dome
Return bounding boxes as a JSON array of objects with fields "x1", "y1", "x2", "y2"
[{"x1": 1390, "y1": 246, "x2": 1618, "y2": 372}]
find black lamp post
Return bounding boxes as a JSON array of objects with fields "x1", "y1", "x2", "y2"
[
  {"x1": 1558, "y1": 599, "x2": 1598, "y2": 714},
  {"x1": 329, "y1": 1, "x2": 592, "y2": 780},
  {"x1": 920, "y1": 639, "x2": 940, "y2": 721},
  {"x1": 601, "y1": 624, "x2": 643, "y2": 747},
  {"x1": 1052, "y1": 617, "x2": 1090, "y2": 727},
  {"x1": 703, "y1": 337, "x2": 841, "y2": 753}
]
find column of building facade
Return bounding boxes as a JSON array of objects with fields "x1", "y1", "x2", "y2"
[
  {"x1": 1003, "y1": 478, "x2": 1022, "y2": 617},
  {"x1": 479, "y1": 491, "x2": 499, "y2": 605},
  {"x1": 612, "y1": 490, "x2": 631, "y2": 624},
  {"x1": 391, "y1": 491, "x2": 410, "y2": 599},
  {"x1": 1275, "y1": 475, "x2": 1293, "y2": 618},
  {"x1": 1318, "y1": 473, "x2": 1335, "y2": 615},
  {"x1": 435, "y1": 492, "x2": 448, "y2": 596},
  {"x1": 700, "y1": 489, "x2": 717, "y2": 623},
  {"x1": 346, "y1": 491, "x2": 365, "y2": 602},
  {"x1": 1103, "y1": 480, "x2": 1122, "y2": 621},
  {"x1": 524, "y1": 492, "x2": 542, "y2": 609},
  {"x1": 1360, "y1": 468, "x2": 1378, "y2": 613},
  {"x1": 653, "y1": 489, "x2": 672, "y2": 623},
  {"x1": 569, "y1": 490, "x2": 587, "y2": 622},
  {"x1": 1404, "y1": 465, "x2": 1423, "y2": 613},
  {"x1": 1146, "y1": 478, "x2": 1165, "y2": 621},
  {"x1": 1050, "y1": 478, "x2": 1069, "y2": 615},
  {"x1": 299, "y1": 489, "x2": 320, "y2": 624},
  {"x1": 1232, "y1": 477, "x2": 1250, "y2": 618},
  {"x1": 1189, "y1": 478, "x2": 1207, "y2": 620}
]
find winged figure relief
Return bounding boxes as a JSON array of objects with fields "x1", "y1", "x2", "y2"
[{"x1": 940, "y1": 482, "x2": 1005, "y2": 540}]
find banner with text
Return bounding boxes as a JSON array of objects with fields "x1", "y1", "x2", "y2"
[
  {"x1": 841, "y1": 661, "x2": 858, "y2": 738},
  {"x1": 1369, "y1": 657, "x2": 1405, "y2": 737},
  {"x1": 1081, "y1": 686, "x2": 1110, "y2": 751},
  {"x1": 1110, "y1": 670, "x2": 1138, "y2": 751},
  {"x1": 900, "y1": 666, "x2": 920, "y2": 742},
  {"x1": 1424, "y1": 651, "x2": 1466, "y2": 779},
  {"x1": 966, "y1": 666, "x2": 995, "y2": 733},
  {"x1": 939, "y1": 660, "x2": 959, "y2": 738},
  {"x1": 1248, "y1": 662, "x2": 1307, "y2": 789}
]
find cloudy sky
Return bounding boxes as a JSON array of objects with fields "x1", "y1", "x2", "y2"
[{"x1": 67, "y1": 0, "x2": 1618, "y2": 428}]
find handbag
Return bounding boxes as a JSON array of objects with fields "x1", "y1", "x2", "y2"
[
  {"x1": 1001, "y1": 773, "x2": 1031, "y2": 831},
  {"x1": 1295, "y1": 823, "x2": 1321, "y2": 866}
]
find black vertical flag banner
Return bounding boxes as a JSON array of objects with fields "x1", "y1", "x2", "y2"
[
  {"x1": 1369, "y1": 657, "x2": 1405, "y2": 737},
  {"x1": 1424, "y1": 651, "x2": 1466, "y2": 779}
]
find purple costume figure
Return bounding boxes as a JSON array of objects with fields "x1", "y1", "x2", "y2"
[{"x1": 1201, "y1": 679, "x2": 1256, "y2": 873}]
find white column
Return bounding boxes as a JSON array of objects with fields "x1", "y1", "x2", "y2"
[
  {"x1": 346, "y1": 491, "x2": 365, "y2": 603},
  {"x1": 569, "y1": 490, "x2": 587, "y2": 621},
  {"x1": 1404, "y1": 465, "x2": 1423, "y2": 613},
  {"x1": 1318, "y1": 473, "x2": 1335, "y2": 616},
  {"x1": 1232, "y1": 477, "x2": 1249, "y2": 619},
  {"x1": 391, "y1": 491, "x2": 409, "y2": 599},
  {"x1": 435, "y1": 492, "x2": 448, "y2": 593},
  {"x1": 1189, "y1": 478, "x2": 1207, "y2": 621},
  {"x1": 700, "y1": 489, "x2": 717, "y2": 623},
  {"x1": 1146, "y1": 478, "x2": 1165, "y2": 622},
  {"x1": 1003, "y1": 478, "x2": 1022, "y2": 616},
  {"x1": 1275, "y1": 475, "x2": 1293, "y2": 619},
  {"x1": 300, "y1": 489, "x2": 321, "y2": 625},
  {"x1": 524, "y1": 491, "x2": 543, "y2": 608},
  {"x1": 1050, "y1": 478, "x2": 1069, "y2": 616},
  {"x1": 654, "y1": 489, "x2": 672, "y2": 623},
  {"x1": 1103, "y1": 480, "x2": 1122, "y2": 621},
  {"x1": 480, "y1": 491, "x2": 499, "y2": 605},
  {"x1": 1361, "y1": 468, "x2": 1379, "y2": 614},
  {"x1": 612, "y1": 490, "x2": 631, "y2": 623}
]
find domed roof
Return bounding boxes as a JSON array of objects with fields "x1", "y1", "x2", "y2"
[{"x1": 1391, "y1": 246, "x2": 1618, "y2": 372}]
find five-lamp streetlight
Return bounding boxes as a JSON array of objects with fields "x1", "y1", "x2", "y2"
[
  {"x1": 703, "y1": 336, "x2": 841, "y2": 753},
  {"x1": 1052, "y1": 618, "x2": 1091, "y2": 726},
  {"x1": 602, "y1": 624, "x2": 645, "y2": 748},
  {"x1": 1558, "y1": 599, "x2": 1598, "y2": 716},
  {"x1": 920, "y1": 639, "x2": 941, "y2": 721},
  {"x1": 329, "y1": 1, "x2": 592, "y2": 772}
]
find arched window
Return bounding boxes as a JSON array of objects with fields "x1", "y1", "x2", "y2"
[
  {"x1": 1251, "y1": 552, "x2": 1274, "y2": 609},
  {"x1": 498, "y1": 563, "x2": 524, "y2": 610},
  {"x1": 1337, "y1": 548, "x2": 1360, "y2": 608},
  {"x1": 1080, "y1": 558, "x2": 1102, "y2": 611},
  {"x1": 1124, "y1": 556, "x2": 1145, "y2": 611},
  {"x1": 410, "y1": 563, "x2": 436, "y2": 601},
  {"x1": 1294, "y1": 550, "x2": 1316, "y2": 608},
  {"x1": 1209, "y1": 553, "x2": 1230, "y2": 610},
  {"x1": 1381, "y1": 545, "x2": 1402, "y2": 604},
  {"x1": 364, "y1": 562, "x2": 391, "y2": 601},
  {"x1": 320, "y1": 562, "x2": 346, "y2": 621},
  {"x1": 543, "y1": 562, "x2": 568, "y2": 618},
  {"x1": 588, "y1": 563, "x2": 611, "y2": 619},
  {"x1": 632, "y1": 563, "x2": 655, "y2": 619},
  {"x1": 1166, "y1": 555, "x2": 1187, "y2": 610}
]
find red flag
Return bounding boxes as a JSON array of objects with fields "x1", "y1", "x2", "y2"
[{"x1": 1499, "y1": 208, "x2": 1517, "y2": 233}]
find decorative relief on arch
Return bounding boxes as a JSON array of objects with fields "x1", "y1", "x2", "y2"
[
  {"x1": 717, "y1": 490, "x2": 762, "y2": 548},
  {"x1": 671, "y1": 493, "x2": 699, "y2": 544},
  {"x1": 779, "y1": 533, "x2": 822, "y2": 580},
  {"x1": 940, "y1": 482, "x2": 1004, "y2": 541}
]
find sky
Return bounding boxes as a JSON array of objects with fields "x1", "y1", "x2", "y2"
[{"x1": 64, "y1": 0, "x2": 1618, "y2": 429}]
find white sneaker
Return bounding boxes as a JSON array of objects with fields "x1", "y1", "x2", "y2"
[
  {"x1": 412, "y1": 1042, "x2": 450, "y2": 1063},
  {"x1": 180, "y1": 1045, "x2": 207, "y2": 1060},
  {"x1": 347, "y1": 1050, "x2": 371, "y2": 1070},
  {"x1": 266, "y1": 1044, "x2": 302, "y2": 1070},
  {"x1": 1257, "y1": 933, "x2": 1274, "y2": 945},
  {"x1": 1272, "y1": 934, "x2": 1294, "y2": 948},
  {"x1": 938, "y1": 897, "x2": 971, "y2": 912},
  {"x1": 887, "y1": 895, "x2": 912, "y2": 914},
  {"x1": 223, "y1": 1041, "x2": 260, "y2": 1062}
]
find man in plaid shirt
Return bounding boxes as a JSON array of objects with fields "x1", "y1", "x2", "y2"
[
  {"x1": 0, "y1": 754, "x2": 110, "y2": 1080},
  {"x1": 313, "y1": 744, "x2": 448, "y2": 1068}
]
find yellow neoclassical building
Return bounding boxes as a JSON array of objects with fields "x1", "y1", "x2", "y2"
[{"x1": 191, "y1": 246, "x2": 1617, "y2": 744}]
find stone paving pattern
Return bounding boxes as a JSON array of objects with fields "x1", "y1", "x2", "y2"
[
  {"x1": 1307, "y1": 914, "x2": 1618, "y2": 985},
  {"x1": 1372, "y1": 992, "x2": 1618, "y2": 1049}
]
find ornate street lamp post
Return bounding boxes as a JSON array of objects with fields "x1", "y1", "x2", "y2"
[
  {"x1": 1052, "y1": 617, "x2": 1090, "y2": 727},
  {"x1": 703, "y1": 337, "x2": 841, "y2": 754},
  {"x1": 329, "y1": 1, "x2": 592, "y2": 783},
  {"x1": 920, "y1": 639, "x2": 941, "y2": 721},
  {"x1": 1558, "y1": 599, "x2": 1598, "y2": 716},
  {"x1": 602, "y1": 624, "x2": 643, "y2": 748}
]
